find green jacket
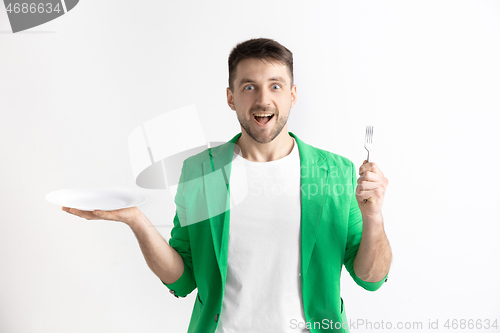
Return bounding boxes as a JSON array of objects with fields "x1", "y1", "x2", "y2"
[{"x1": 163, "y1": 131, "x2": 389, "y2": 332}]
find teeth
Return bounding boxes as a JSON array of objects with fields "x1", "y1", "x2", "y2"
[{"x1": 254, "y1": 113, "x2": 273, "y2": 117}]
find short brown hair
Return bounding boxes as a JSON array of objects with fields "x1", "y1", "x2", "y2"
[{"x1": 228, "y1": 38, "x2": 294, "y2": 91}]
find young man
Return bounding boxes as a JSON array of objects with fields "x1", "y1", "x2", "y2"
[{"x1": 63, "y1": 38, "x2": 392, "y2": 332}]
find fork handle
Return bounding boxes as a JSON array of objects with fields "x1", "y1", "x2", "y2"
[{"x1": 363, "y1": 154, "x2": 369, "y2": 203}]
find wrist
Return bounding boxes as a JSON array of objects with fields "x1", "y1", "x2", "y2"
[
  {"x1": 362, "y1": 212, "x2": 384, "y2": 225},
  {"x1": 126, "y1": 208, "x2": 149, "y2": 230}
]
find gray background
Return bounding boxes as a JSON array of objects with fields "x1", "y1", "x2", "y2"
[{"x1": 1, "y1": 0, "x2": 499, "y2": 332}]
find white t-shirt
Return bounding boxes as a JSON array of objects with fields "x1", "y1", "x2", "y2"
[{"x1": 215, "y1": 137, "x2": 310, "y2": 333}]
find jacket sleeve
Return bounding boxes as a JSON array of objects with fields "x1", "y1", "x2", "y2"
[
  {"x1": 162, "y1": 161, "x2": 197, "y2": 297},
  {"x1": 343, "y1": 161, "x2": 389, "y2": 291}
]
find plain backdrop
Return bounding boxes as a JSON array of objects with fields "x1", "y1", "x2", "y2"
[{"x1": 1, "y1": 1, "x2": 499, "y2": 332}]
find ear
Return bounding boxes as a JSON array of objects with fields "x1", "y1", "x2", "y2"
[
  {"x1": 290, "y1": 85, "x2": 297, "y2": 108},
  {"x1": 227, "y1": 87, "x2": 236, "y2": 111}
]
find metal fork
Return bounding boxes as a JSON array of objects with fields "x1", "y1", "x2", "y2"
[
  {"x1": 364, "y1": 125, "x2": 373, "y2": 163},
  {"x1": 363, "y1": 126, "x2": 373, "y2": 203}
]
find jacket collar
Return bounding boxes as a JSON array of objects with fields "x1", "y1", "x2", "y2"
[{"x1": 202, "y1": 131, "x2": 329, "y2": 285}]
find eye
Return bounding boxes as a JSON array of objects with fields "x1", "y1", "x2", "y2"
[
  {"x1": 271, "y1": 84, "x2": 281, "y2": 90},
  {"x1": 244, "y1": 85, "x2": 254, "y2": 91}
]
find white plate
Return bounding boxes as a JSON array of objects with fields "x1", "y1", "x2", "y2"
[{"x1": 45, "y1": 188, "x2": 147, "y2": 211}]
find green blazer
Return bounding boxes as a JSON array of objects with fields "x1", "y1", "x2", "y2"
[{"x1": 163, "y1": 131, "x2": 388, "y2": 332}]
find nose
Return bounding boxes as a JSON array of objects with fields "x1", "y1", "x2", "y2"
[{"x1": 255, "y1": 87, "x2": 272, "y2": 109}]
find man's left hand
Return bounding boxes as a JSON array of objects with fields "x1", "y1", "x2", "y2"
[{"x1": 356, "y1": 160, "x2": 389, "y2": 221}]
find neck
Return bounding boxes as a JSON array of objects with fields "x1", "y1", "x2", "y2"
[{"x1": 235, "y1": 126, "x2": 294, "y2": 162}]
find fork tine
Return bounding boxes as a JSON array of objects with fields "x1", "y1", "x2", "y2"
[
  {"x1": 363, "y1": 125, "x2": 373, "y2": 202},
  {"x1": 364, "y1": 125, "x2": 373, "y2": 163}
]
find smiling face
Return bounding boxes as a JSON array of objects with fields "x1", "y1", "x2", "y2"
[{"x1": 227, "y1": 58, "x2": 297, "y2": 144}]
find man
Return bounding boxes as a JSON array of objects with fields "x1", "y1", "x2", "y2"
[{"x1": 63, "y1": 38, "x2": 392, "y2": 332}]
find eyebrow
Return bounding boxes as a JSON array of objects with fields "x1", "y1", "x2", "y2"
[{"x1": 238, "y1": 76, "x2": 287, "y2": 87}]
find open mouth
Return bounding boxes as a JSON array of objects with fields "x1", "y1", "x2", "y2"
[{"x1": 254, "y1": 114, "x2": 274, "y2": 125}]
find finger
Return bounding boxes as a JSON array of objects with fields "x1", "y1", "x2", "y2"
[
  {"x1": 69, "y1": 208, "x2": 100, "y2": 220},
  {"x1": 356, "y1": 181, "x2": 383, "y2": 198},
  {"x1": 359, "y1": 162, "x2": 374, "y2": 174},
  {"x1": 356, "y1": 186, "x2": 372, "y2": 201},
  {"x1": 367, "y1": 162, "x2": 381, "y2": 174},
  {"x1": 357, "y1": 174, "x2": 388, "y2": 193},
  {"x1": 357, "y1": 179, "x2": 380, "y2": 191},
  {"x1": 356, "y1": 188, "x2": 375, "y2": 202},
  {"x1": 359, "y1": 162, "x2": 382, "y2": 176},
  {"x1": 359, "y1": 162, "x2": 372, "y2": 175},
  {"x1": 359, "y1": 160, "x2": 369, "y2": 175},
  {"x1": 356, "y1": 186, "x2": 385, "y2": 200},
  {"x1": 357, "y1": 171, "x2": 382, "y2": 184}
]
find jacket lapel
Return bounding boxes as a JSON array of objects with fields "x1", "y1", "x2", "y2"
[
  {"x1": 289, "y1": 132, "x2": 329, "y2": 277},
  {"x1": 202, "y1": 133, "x2": 240, "y2": 283},
  {"x1": 202, "y1": 132, "x2": 329, "y2": 284}
]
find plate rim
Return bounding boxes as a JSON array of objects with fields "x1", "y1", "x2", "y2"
[{"x1": 45, "y1": 187, "x2": 148, "y2": 211}]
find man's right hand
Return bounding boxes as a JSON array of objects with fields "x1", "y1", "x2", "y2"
[
  {"x1": 62, "y1": 206, "x2": 141, "y2": 227},
  {"x1": 62, "y1": 205, "x2": 185, "y2": 285}
]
